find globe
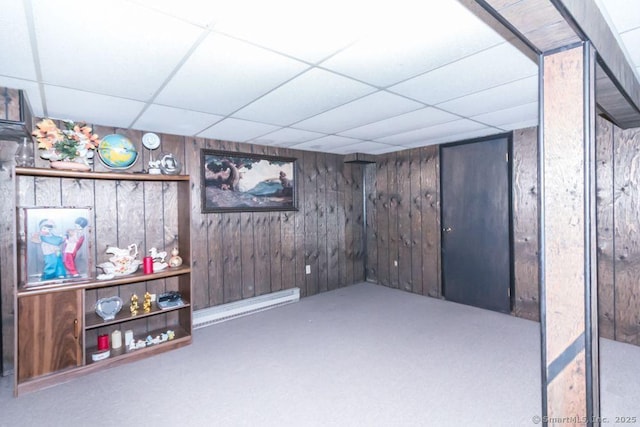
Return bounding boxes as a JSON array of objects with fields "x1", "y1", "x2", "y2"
[{"x1": 98, "y1": 134, "x2": 138, "y2": 169}]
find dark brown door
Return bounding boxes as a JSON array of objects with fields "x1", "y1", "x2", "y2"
[
  {"x1": 17, "y1": 290, "x2": 83, "y2": 382},
  {"x1": 440, "y1": 136, "x2": 511, "y2": 313}
]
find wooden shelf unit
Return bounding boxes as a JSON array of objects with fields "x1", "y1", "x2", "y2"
[{"x1": 13, "y1": 167, "x2": 192, "y2": 396}]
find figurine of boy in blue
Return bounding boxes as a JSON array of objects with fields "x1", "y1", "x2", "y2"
[{"x1": 34, "y1": 219, "x2": 66, "y2": 280}]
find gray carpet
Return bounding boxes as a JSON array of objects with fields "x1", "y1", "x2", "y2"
[{"x1": 1, "y1": 282, "x2": 638, "y2": 426}]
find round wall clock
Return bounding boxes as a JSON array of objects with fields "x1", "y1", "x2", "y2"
[{"x1": 142, "y1": 132, "x2": 160, "y2": 150}]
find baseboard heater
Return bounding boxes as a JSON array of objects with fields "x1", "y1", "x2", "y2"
[{"x1": 193, "y1": 287, "x2": 300, "y2": 329}]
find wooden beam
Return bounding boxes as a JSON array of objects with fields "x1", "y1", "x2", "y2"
[{"x1": 540, "y1": 43, "x2": 600, "y2": 423}]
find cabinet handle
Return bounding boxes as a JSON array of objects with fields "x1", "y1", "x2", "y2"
[{"x1": 74, "y1": 319, "x2": 79, "y2": 339}]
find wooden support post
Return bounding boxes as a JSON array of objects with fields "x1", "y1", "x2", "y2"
[{"x1": 540, "y1": 42, "x2": 600, "y2": 424}]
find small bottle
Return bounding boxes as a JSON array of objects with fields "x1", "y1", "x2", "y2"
[{"x1": 14, "y1": 137, "x2": 34, "y2": 167}]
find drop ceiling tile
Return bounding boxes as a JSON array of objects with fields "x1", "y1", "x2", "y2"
[
  {"x1": 330, "y1": 141, "x2": 399, "y2": 155},
  {"x1": 249, "y1": 128, "x2": 325, "y2": 147},
  {"x1": 437, "y1": 76, "x2": 538, "y2": 117},
  {"x1": 403, "y1": 127, "x2": 501, "y2": 148},
  {"x1": 321, "y1": 0, "x2": 504, "y2": 87},
  {"x1": 212, "y1": 1, "x2": 361, "y2": 63},
  {"x1": 621, "y1": 28, "x2": 640, "y2": 68},
  {"x1": 339, "y1": 107, "x2": 459, "y2": 140},
  {"x1": 292, "y1": 91, "x2": 424, "y2": 134},
  {"x1": 197, "y1": 117, "x2": 281, "y2": 142},
  {"x1": 32, "y1": 0, "x2": 202, "y2": 101},
  {"x1": 376, "y1": 119, "x2": 490, "y2": 146},
  {"x1": 133, "y1": 104, "x2": 224, "y2": 136},
  {"x1": 291, "y1": 135, "x2": 362, "y2": 152},
  {"x1": 127, "y1": 0, "x2": 220, "y2": 28},
  {"x1": 0, "y1": 0, "x2": 36, "y2": 80},
  {"x1": 597, "y1": 0, "x2": 640, "y2": 33},
  {"x1": 0, "y1": 77, "x2": 43, "y2": 117},
  {"x1": 44, "y1": 86, "x2": 146, "y2": 129},
  {"x1": 232, "y1": 68, "x2": 376, "y2": 126},
  {"x1": 155, "y1": 32, "x2": 309, "y2": 116},
  {"x1": 472, "y1": 102, "x2": 538, "y2": 128},
  {"x1": 389, "y1": 42, "x2": 537, "y2": 105}
]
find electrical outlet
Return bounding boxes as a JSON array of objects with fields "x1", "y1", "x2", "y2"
[
  {"x1": 305, "y1": 265, "x2": 311, "y2": 275},
  {"x1": 394, "y1": 260, "x2": 398, "y2": 267}
]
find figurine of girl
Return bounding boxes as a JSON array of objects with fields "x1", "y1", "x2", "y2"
[
  {"x1": 32, "y1": 219, "x2": 66, "y2": 280},
  {"x1": 63, "y1": 217, "x2": 88, "y2": 277}
]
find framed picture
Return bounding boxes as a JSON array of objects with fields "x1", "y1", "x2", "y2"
[
  {"x1": 200, "y1": 149, "x2": 298, "y2": 213},
  {"x1": 19, "y1": 206, "x2": 93, "y2": 287}
]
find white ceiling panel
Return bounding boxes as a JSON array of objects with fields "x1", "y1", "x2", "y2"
[
  {"x1": 437, "y1": 76, "x2": 538, "y2": 117},
  {"x1": 155, "y1": 33, "x2": 309, "y2": 116},
  {"x1": 330, "y1": 141, "x2": 399, "y2": 155},
  {"x1": 320, "y1": 0, "x2": 504, "y2": 87},
  {"x1": 0, "y1": 0, "x2": 36, "y2": 80},
  {"x1": 389, "y1": 42, "x2": 537, "y2": 105},
  {"x1": 197, "y1": 117, "x2": 281, "y2": 142},
  {"x1": 471, "y1": 102, "x2": 538, "y2": 129},
  {"x1": 597, "y1": 0, "x2": 640, "y2": 33},
  {"x1": 292, "y1": 91, "x2": 424, "y2": 134},
  {"x1": 133, "y1": 104, "x2": 224, "y2": 136},
  {"x1": 43, "y1": 86, "x2": 146, "y2": 129},
  {"x1": 249, "y1": 128, "x2": 325, "y2": 147},
  {"x1": 31, "y1": 0, "x2": 203, "y2": 101},
  {"x1": 231, "y1": 68, "x2": 376, "y2": 125},
  {"x1": 621, "y1": 29, "x2": 640, "y2": 68},
  {"x1": 3, "y1": 0, "x2": 637, "y2": 155},
  {"x1": 290, "y1": 135, "x2": 363, "y2": 152},
  {"x1": 403, "y1": 127, "x2": 502, "y2": 148},
  {"x1": 376, "y1": 119, "x2": 491, "y2": 146},
  {"x1": 339, "y1": 107, "x2": 459, "y2": 140}
]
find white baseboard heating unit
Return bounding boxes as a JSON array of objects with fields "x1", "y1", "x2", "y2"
[{"x1": 193, "y1": 287, "x2": 300, "y2": 329}]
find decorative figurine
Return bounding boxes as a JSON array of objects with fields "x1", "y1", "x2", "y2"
[
  {"x1": 168, "y1": 247, "x2": 183, "y2": 268},
  {"x1": 143, "y1": 291, "x2": 152, "y2": 313},
  {"x1": 63, "y1": 217, "x2": 88, "y2": 277},
  {"x1": 130, "y1": 293, "x2": 139, "y2": 316},
  {"x1": 149, "y1": 247, "x2": 168, "y2": 271},
  {"x1": 167, "y1": 330, "x2": 175, "y2": 340},
  {"x1": 32, "y1": 219, "x2": 66, "y2": 280}
]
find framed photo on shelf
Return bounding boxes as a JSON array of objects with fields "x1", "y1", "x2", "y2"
[
  {"x1": 200, "y1": 149, "x2": 298, "y2": 213},
  {"x1": 19, "y1": 206, "x2": 93, "y2": 287}
]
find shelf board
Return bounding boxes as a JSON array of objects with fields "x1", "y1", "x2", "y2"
[
  {"x1": 85, "y1": 325, "x2": 191, "y2": 365},
  {"x1": 15, "y1": 166, "x2": 190, "y2": 181},
  {"x1": 85, "y1": 300, "x2": 190, "y2": 329},
  {"x1": 17, "y1": 266, "x2": 191, "y2": 296}
]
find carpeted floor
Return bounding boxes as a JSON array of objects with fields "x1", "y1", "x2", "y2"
[{"x1": 0, "y1": 282, "x2": 638, "y2": 426}]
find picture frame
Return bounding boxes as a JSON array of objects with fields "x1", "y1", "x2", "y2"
[
  {"x1": 200, "y1": 149, "x2": 298, "y2": 213},
  {"x1": 18, "y1": 206, "x2": 93, "y2": 287}
]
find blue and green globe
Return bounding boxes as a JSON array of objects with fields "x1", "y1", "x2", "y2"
[{"x1": 98, "y1": 134, "x2": 138, "y2": 169}]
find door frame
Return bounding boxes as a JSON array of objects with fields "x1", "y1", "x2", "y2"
[{"x1": 438, "y1": 133, "x2": 515, "y2": 313}]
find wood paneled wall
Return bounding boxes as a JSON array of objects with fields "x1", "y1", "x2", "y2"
[
  {"x1": 366, "y1": 145, "x2": 440, "y2": 297},
  {"x1": 367, "y1": 120, "x2": 640, "y2": 347},
  {"x1": 0, "y1": 127, "x2": 365, "y2": 375}
]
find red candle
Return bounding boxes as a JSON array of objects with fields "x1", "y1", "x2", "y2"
[
  {"x1": 143, "y1": 256, "x2": 153, "y2": 274},
  {"x1": 97, "y1": 334, "x2": 109, "y2": 351}
]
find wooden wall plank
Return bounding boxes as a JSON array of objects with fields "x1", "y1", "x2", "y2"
[
  {"x1": 335, "y1": 158, "x2": 347, "y2": 287},
  {"x1": 397, "y1": 151, "x2": 412, "y2": 292},
  {"x1": 613, "y1": 125, "x2": 640, "y2": 345},
  {"x1": 387, "y1": 153, "x2": 400, "y2": 288},
  {"x1": 303, "y1": 152, "x2": 319, "y2": 296},
  {"x1": 343, "y1": 162, "x2": 355, "y2": 285},
  {"x1": 512, "y1": 127, "x2": 540, "y2": 321},
  {"x1": 240, "y1": 212, "x2": 256, "y2": 299},
  {"x1": 364, "y1": 163, "x2": 377, "y2": 282},
  {"x1": 326, "y1": 156, "x2": 340, "y2": 290},
  {"x1": 254, "y1": 212, "x2": 271, "y2": 296},
  {"x1": 293, "y1": 151, "x2": 306, "y2": 296},
  {"x1": 596, "y1": 117, "x2": 615, "y2": 339},
  {"x1": 421, "y1": 146, "x2": 440, "y2": 298},
  {"x1": 351, "y1": 164, "x2": 364, "y2": 283},
  {"x1": 409, "y1": 149, "x2": 423, "y2": 295},
  {"x1": 375, "y1": 155, "x2": 390, "y2": 287},
  {"x1": 316, "y1": 154, "x2": 328, "y2": 292},
  {"x1": 0, "y1": 168, "x2": 16, "y2": 374}
]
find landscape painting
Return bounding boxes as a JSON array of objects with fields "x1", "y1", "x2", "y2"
[{"x1": 200, "y1": 149, "x2": 297, "y2": 213}]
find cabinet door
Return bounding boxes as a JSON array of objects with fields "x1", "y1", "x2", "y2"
[{"x1": 17, "y1": 290, "x2": 83, "y2": 382}]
